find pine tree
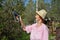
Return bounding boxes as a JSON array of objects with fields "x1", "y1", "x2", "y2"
[
  {"x1": 38, "y1": 0, "x2": 46, "y2": 10},
  {"x1": 50, "y1": 0, "x2": 60, "y2": 21},
  {"x1": 0, "y1": 0, "x2": 25, "y2": 40},
  {"x1": 23, "y1": 0, "x2": 36, "y2": 25}
]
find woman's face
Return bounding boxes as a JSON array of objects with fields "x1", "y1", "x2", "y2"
[{"x1": 35, "y1": 14, "x2": 42, "y2": 22}]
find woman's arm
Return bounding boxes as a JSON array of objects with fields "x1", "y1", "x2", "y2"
[
  {"x1": 19, "y1": 16, "x2": 26, "y2": 31},
  {"x1": 16, "y1": 16, "x2": 32, "y2": 33}
]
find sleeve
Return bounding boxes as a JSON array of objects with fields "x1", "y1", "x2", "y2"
[
  {"x1": 42, "y1": 26, "x2": 49, "y2": 40},
  {"x1": 25, "y1": 25, "x2": 33, "y2": 33}
]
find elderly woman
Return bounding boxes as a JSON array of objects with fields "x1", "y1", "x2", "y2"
[{"x1": 19, "y1": 9, "x2": 49, "y2": 40}]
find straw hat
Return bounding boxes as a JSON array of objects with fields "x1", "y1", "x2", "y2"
[{"x1": 36, "y1": 9, "x2": 47, "y2": 19}]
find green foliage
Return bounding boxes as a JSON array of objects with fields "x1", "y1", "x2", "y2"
[
  {"x1": 23, "y1": 0, "x2": 36, "y2": 25},
  {"x1": 38, "y1": 0, "x2": 46, "y2": 10},
  {"x1": 46, "y1": 0, "x2": 60, "y2": 21},
  {"x1": 0, "y1": 0, "x2": 27, "y2": 40}
]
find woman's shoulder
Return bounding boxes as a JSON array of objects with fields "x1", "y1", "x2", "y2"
[
  {"x1": 42, "y1": 23, "x2": 47, "y2": 27},
  {"x1": 42, "y1": 23, "x2": 49, "y2": 29},
  {"x1": 43, "y1": 23, "x2": 49, "y2": 31}
]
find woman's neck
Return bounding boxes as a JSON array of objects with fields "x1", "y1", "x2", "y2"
[{"x1": 37, "y1": 20, "x2": 43, "y2": 26}]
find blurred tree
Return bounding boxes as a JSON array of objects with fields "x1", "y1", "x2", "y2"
[
  {"x1": 45, "y1": 0, "x2": 60, "y2": 36},
  {"x1": 0, "y1": 0, "x2": 25, "y2": 40},
  {"x1": 23, "y1": 0, "x2": 36, "y2": 25},
  {"x1": 38, "y1": 0, "x2": 46, "y2": 10},
  {"x1": 45, "y1": 0, "x2": 60, "y2": 22},
  {"x1": 50, "y1": 0, "x2": 60, "y2": 21}
]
